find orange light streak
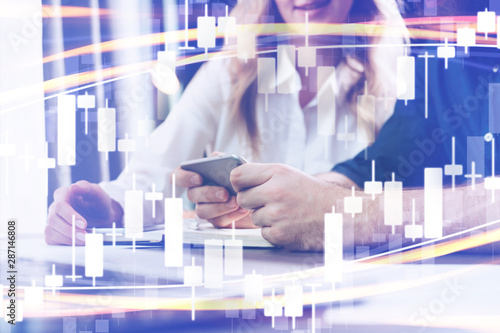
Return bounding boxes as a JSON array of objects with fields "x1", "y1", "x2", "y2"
[{"x1": 0, "y1": 5, "x2": 111, "y2": 18}]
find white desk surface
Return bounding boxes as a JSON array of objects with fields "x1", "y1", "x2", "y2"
[{"x1": 2, "y1": 235, "x2": 500, "y2": 332}]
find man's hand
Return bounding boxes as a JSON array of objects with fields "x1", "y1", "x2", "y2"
[
  {"x1": 45, "y1": 181, "x2": 123, "y2": 245},
  {"x1": 231, "y1": 163, "x2": 348, "y2": 250},
  {"x1": 173, "y1": 166, "x2": 256, "y2": 228}
]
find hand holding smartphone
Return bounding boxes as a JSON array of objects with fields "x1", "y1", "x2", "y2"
[{"x1": 180, "y1": 154, "x2": 247, "y2": 196}]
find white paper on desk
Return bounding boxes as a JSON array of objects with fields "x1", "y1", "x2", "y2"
[
  {"x1": 98, "y1": 219, "x2": 274, "y2": 248},
  {"x1": 184, "y1": 220, "x2": 273, "y2": 248}
]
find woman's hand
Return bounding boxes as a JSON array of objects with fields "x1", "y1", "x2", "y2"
[
  {"x1": 45, "y1": 180, "x2": 123, "y2": 245},
  {"x1": 174, "y1": 165, "x2": 256, "y2": 229}
]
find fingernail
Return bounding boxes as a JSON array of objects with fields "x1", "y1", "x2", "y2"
[
  {"x1": 76, "y1": 233, "x2": 86, "y2": 242},
  {"x1": 75, "y1": 220, "x2": 86, "y2": 229},
  {"x1": 226, "y1": 197, "x2": 237, "y2": 208},
  {"x1": 191, "y1": 175, "x2": 202, "y2": 185},
  {"x1": 216, "y1": 190, "x2": 225, "y2": 200},
  {"x1": 238, "y1": 207, "x2": 248, "y2": 214}
]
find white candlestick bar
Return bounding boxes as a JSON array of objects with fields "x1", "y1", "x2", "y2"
[
  {"x1": 324, "y1": 206, "x2": 343, "y2": 283},
  {"x1": 489, "y1": 84, "x2": 500, "y2": 133},
  {"x1": 264, "y1": 288, "x2": 283, "y2": 328},
  {"x1": 65, "y1": 215, "x2": 82, "y2": 281},
  {"x1": 492, "y1": 137, "x2": 496, "y2": 180},
  {"x1": 124, "y1": 194, "x2": 143, "y2": 240},
  {"x1": 37, "y1": 143, "x2": 56, "y2": 196},
  {"x1": 297, "y1": 47, "x2": 316, "y2": 76},
  {"x1": 153, "y1": 50, "x2": 177, "y2": 95},
  {"x1": 244, "y1": 270, "x2": 263, "y2": 302},
  {"x1": 158, "y1": 51, "x2": 176, "y2": 73},
  {"x1": 224, "y1": 222, "x2": 243, "y2": 276},
  {"x1": 217, "y1": 5, "x2": 236, "y2": 45},
  {"x1": 284, "y1": 284, "x2": 303, "y2": 330},
  {"x1": 277, "y1": 45, "x2": 296, "y2": 93},
  {"x1": 237, "y1": 30, "x2": 256, "y2": 62},
  {"x1": 378, "y1": 86, "x2": 393, "y2": 113},
  {"x1": 337, "y1": 115, "x2": 355, "y2": 149},
  {"x1": 24, "y1": 280, "x2": 44, "y2": 306},
  {"x1": 105, "y1": 222, "x2": 123, "y2": 247},
  {"x1": 184, "y1": 257, "x2": 203, "y2": 286},
  {"x1": 297, "y1": 13, "x2": 316, "y2": 76},
  {"x1": 467, "y1": 136, "x2": 485, "y2": 178},
  {"x1": 405, "y1": 198, "x2": 423, "y2": 241},
  {"x1": 57, "y1": 95, "x2": 76, "y2": 166},
  {"x1": 164, "y1": 175, "x2": 183, "y2": 267},
  {"x1": 357, "y1": 82, "x2": 376, "y2": 144},
  {"x1": 424, "y1": 168, "x2": 443, "y2": 238},
  {"x1": 478, "y1": 9, "x2": 496, "y2": 39},
  {"x1": 384, "y1": 173, "x2": 403, "y2": 234},
  {"x1": 85, "y1": 228, "x2": 104, "y2": 287},
  {"x1": 45, "y1": 264, "x2": 63, "y2": 295},
  {"x1": 257, "y1": 58, "x2": 276, "y2": 112},
  {"x1": 0, "y1": 133, "x2": 16, "y2": 157},
  {"x1": 484, "y1": 138, "x2": 500, "y2": 202},
  {"x1": 204, "y1": 239, "x2": 223, "y2": 289},
  {"x1": 184, "y1": 257, "x2": 202, "y2": 321},
  {"x1": 457, "y1": 27, "x2": 476, "y2": 54},
  {"x1": 465, "y1": 161, "x2": 482, "y2": 190},
  {"x1": 306, "y1": 284, "x2": 321, "y2": 333},
  {"x1": 444, "y1": 136, "x2": 463, "y2": 190},
  {"x1": 118, "y1": 133, "x2": 136, "y2": 172},
  {"x1": 197, "y1": 4, "x2": 216, "y2": 58},
  {"x1": 179, "y1": 0, "x2": 194, "y2": 50},
  {"x1": 37, "y1": 142, "x2": 55, "y2": 169},
  {"x1": 396, "y1": 50, "x2": 415, "y2": 105},
  {"x1": 317, "y1": 66, "x2": 336, "y2": 136},
  {"x1": 77, "y1": 91, "x2": 95, "y2": 135},
  {"x1": 138, "y1": 118, "x2": 156, "y2": 144},
  {"x1": 97, "y1": 99, "x2": 116, "y2": 160},
  {"x1": 437, "y1": 38, "x2": 455, "y2": 70},
  {"x1": 417, "y1": 52, "x2": 435, "y2": 119},
  {"x1": 364, "y1": 160, "x2": 382, "y2": 200},
  {"x1": 124, "y1": 173, "x2": 143, "y2": 242},
  {"x1": 145, "y1": 183, "x2": 163, "y2": 219},
  {"x1": 144, "y1": 277, "x2": 159, "y2": 311},
  {"x1": 344, "y1": 186, "x2": 362, "y2": 218}
]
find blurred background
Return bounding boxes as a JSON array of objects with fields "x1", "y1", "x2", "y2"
[{"x1": 0, "y1": 0, "x2": 491, "y2": 234}]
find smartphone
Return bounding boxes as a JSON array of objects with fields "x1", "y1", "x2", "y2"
[{"x1": 180, "y1": 154, "x2": 247, "y2": 196}]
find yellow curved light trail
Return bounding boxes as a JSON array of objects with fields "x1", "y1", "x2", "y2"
[
  {"x1": 20, "y1": 261, "x2": 477, "y2": 317},
  {"x1": 16, "y1": 225, "x2": 500, "y2": 318},
  {"x1": 244, "y1": 224, "x2": 500, "y2": 287},
  {"x1": 1, "y1": 17, "x2": 494, "y2": 111},
  {"x1": 40, "y1": 17, "x2": 494, "y2": 66},
  {"x1": 0, "y1": 5, "x2": 111, "y2": 18}
]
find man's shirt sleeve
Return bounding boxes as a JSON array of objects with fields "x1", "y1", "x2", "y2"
[{"x1": 332, "y1": 57, "x2": 427, "y2": 188}]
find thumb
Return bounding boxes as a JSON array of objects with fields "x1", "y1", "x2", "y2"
[
  {"x1": 71, "y1": 180, "x2": 92, "y2": 195},
  {"x1": 71, "y1": 181, "x2": 105, "y2": 201}
]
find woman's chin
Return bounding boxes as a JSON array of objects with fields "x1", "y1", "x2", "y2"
[{"x1": 291, "y1": 9, "x2": 345, "y2": 25}]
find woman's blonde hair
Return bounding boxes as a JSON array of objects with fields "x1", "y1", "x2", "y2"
[{"x1": 227, "y1": 0, "x2": 409, "y2": 154}]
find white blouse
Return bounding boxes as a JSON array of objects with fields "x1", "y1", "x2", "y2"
[{"x1": 100, "y1": 53, "x2": 397, "y2": 225}]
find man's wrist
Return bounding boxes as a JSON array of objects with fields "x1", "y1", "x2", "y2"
[{"x1": 322, "y1": 181, "x2": 379, "y2": 247}]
